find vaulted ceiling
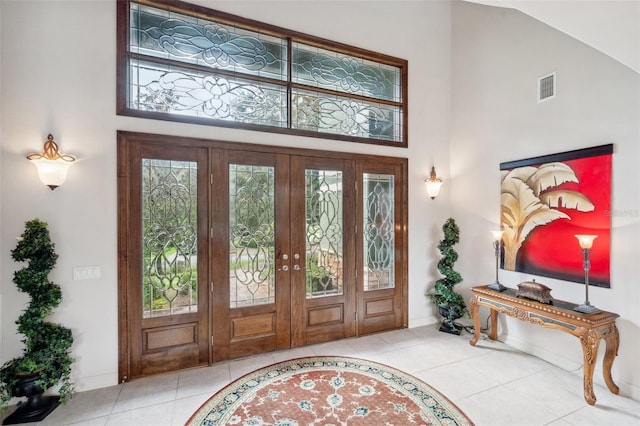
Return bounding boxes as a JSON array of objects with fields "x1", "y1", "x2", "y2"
[{"x1": 464, "y1": 0, "x2": 640, "y2": 74}]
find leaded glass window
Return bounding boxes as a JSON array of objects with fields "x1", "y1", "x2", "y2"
[
  {"x1": 363, "y1": 173, "x2": 395, "y2": 291},
  {"x1": 305, "y1": 169, "x2": 343, "y2": 298},
  {"x1": 119, "y1": 0, "x2": 407, "y2": 146},
  {"x1": 142, "y1": 159, "x2": 198, "y2": 318},
  {"x1": 229, "y1": 164, "x2": 276, "y2": 308}
]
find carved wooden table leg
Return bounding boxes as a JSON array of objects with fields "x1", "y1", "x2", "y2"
[
  {"x1": 489, "y1": 309, "x2": 498, "y2": 340},
  {"x1": 602, "y1": 323, "x2": 620, "y2": 395},
  {"x1": 469, "y1": 294, "x2": 480, "y2": 346},
  {"x1": 579, "y1": 328, "x2": 600, "y2": 405}
]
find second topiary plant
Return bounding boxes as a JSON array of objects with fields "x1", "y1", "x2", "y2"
[{"x1": 427, "y1": 217, "x2": 468, "y2": 335}]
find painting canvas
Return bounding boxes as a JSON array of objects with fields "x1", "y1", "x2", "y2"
[{"x1": 500, "y1": 144, "x2": 612, "y2": 288}]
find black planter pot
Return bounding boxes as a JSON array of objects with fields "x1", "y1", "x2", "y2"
[
  {"x1": 3, "y1": 372, "x2": 60, "y2": 425},
  {"x1": 438, "y1": 306, "x2": 464, "y2": 335}
]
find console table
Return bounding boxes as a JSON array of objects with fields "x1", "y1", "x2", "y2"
[{"x1": 469, "y1": 285, "x2": 619, "y2": 405}]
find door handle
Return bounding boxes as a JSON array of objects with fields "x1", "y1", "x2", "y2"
[
  {"x1": 293, "y1": 264, "x2": 301, "y2": 271},
  {"x1": 278, "y1": 254, "x2": 290, "y2": 272}
]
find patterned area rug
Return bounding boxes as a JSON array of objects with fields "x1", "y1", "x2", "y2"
[{"x1": 186, "y1": 356, "x2": 474, "y2": 425}]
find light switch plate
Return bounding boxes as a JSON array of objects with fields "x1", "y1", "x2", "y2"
[{"x1": 73, "y1": 266, "x2": 101, "y2": 280}]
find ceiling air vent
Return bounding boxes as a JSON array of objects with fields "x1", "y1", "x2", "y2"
[{"x1": 537, "y1": 72, "x2": 556, "y2": 102}]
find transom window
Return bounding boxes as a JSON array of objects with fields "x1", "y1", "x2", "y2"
[{"x1": 117, "y1": 0, "x2": 408, "y2": 147}]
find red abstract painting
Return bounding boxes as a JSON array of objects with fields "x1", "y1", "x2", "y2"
[{"x1": 500, "y1": 145, "x2": 612, "y2": 287}]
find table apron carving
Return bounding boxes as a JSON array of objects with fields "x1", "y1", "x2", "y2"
[{"x1": 469, "y1": 285, "x2": 620, "y2": 405}]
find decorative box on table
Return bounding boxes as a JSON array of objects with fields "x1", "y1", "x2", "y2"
[{"x1": 516, "y1": 279, "x2": 552, "y2": 304}]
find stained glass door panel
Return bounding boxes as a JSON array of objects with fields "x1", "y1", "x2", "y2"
[
  {"x1": 142, "y1": 159, "x2": 199, "y2": 318},
  {"x1": 363, "y1": 173, "x2": 395, "y2": 291},
  {"x1": 229, "y1": 164, "x2": 276, "y2": 309},
  {"x1": 305, "y1": 168, "x2": 344, "y2": 298}
]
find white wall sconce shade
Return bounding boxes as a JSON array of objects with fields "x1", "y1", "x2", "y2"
[
  {"x1": 27, "y1": 134, "x2": 76, "y2": 190},
  {"x1": 424, "y1": 166, "x2": 443, "y2": 199}
]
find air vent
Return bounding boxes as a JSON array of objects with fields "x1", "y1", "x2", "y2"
[{"x1": 537, "y1": 72, "x2": 556, "y2": 102}]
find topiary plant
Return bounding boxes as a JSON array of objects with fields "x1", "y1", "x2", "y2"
[
  {"x1": 427, "y1": 218, "x2": 469, "y2": 335},
  {"x1": 0, "y1": 219, "x2": 74, "y2": 417}
]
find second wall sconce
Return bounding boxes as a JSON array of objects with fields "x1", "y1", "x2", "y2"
[
  {"x1": 424, "y1": 166, "x2": 443, "y2": 199},
  {"x1": 27, "y1": 134, "x2": 76, "y2": 190}
]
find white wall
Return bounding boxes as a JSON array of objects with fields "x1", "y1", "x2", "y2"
[
  {"x1": 0, "y1": 0, "x2": 451, "y2": 391},
  {"x1": 451, "y1": 1, "x2": 640, "y2": 400}
]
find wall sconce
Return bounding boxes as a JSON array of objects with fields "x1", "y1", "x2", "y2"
[
  {"x1": 27, "y1": 134, "x2": 76, "y2": 190},
  {"x1": 574, "y1": 234, "x2": 601, "y2": 314},
  {"x1": 488, "y1": 230, "x2": 506, "y2": 291},
  {"x1": 424, "y1": 166, "x2": 443, "y2": 199}
]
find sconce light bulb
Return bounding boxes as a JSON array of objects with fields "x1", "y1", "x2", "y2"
[
  {"x1": 491, "y1": 230, "x2": 504, "y2": 242},
  {"x1": 575, "y1": 234, "x2": 597, "y2": 250}
]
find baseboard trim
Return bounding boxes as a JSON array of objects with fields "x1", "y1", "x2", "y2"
[{"x1": 73, "y1": 372, "x2": 119, "y2": 393}]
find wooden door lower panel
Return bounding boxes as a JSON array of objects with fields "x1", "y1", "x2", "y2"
[
  {"x1": 137, "y1": 315, "x2": 208, "y2": 376},
  {"x1": 289, "y1": 288, "x2": 354, "y2": 347},
  {"x1": 295, "y1": 300, "x2": 350, "y2": 346},
  {"x1": 140, "y1": 345, "x2": 201, "y2": 376},
  {"x1": 228, "y1": 312, "x2": 277, "y2": 359},
  {"x1": 359, "y1": 289, "x2": 403, "y2": 335}
]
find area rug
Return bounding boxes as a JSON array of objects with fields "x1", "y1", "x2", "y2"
[{"x1": 186, "y1": 356, "x2": 474, "y2": 425}]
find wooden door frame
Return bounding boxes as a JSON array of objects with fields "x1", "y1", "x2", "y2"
[{"x1": 118, "y1": 130, "x2": 408, "y2": 382}]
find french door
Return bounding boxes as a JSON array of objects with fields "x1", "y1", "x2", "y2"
[
  {"x1": 210, "y1": 150, "x2": 292, "y2": 360},
  {"x1": 212, "y1": 152, "x2": 357, "y2": 358},
  {"x1": 118, "y1": 131, "x2": 407, "y2": 382},
  {"x1": 356, "y1": 161, "x2": 406, "y2": 335},
  {"x1": 118, "y1": 141, "x2": 210, "y2": 381}
]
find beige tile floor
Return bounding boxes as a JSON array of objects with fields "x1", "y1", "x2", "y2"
[{"x1": 2, "y1": 324, "x2": 639, "y2": 425}]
